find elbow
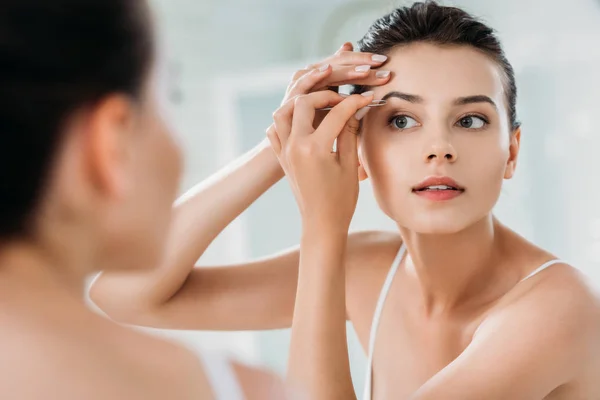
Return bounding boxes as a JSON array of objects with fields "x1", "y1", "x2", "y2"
[{"x1": 87, "y1": 275, "x2": 149, "y2": 326}]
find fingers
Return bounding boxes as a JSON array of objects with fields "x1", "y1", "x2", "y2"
[
  {"x1": 336, "y1": 118, "x2": 360, "y2": 168},
  {"x1": 302, "y1": 42, "x2": 387, "y2": 73},
  {"x1": 311, "y1": 65, "x2": 392, "y2": 91},
  {"x1": 275, "y1": 91, "x2": 372, "y2": 170},
  {"x1": 266, "y1": 124, "x2": 281, "y2": 154},
  {"x1": 274, "y1": 91, "x2": 344, "y2": 146},
  {"x1": 338, "y1": 42, "x2": 353, "y2": 52},
  {"x1": 290, "y1": 91, "x2": 347, "y2": 137},
  {"x1": 291, "y1": 68, "x2": 310, "y2": 82},
  {"x1": 333, "y1": 50, "x2": 388, "y2": 66},
  {"x1": 306, "y1": 49, "x2": 387, "y2": 70},
  {"x1": 316, "y1": 94, "x2": 373, "y2": 146},
  {"x1": 287, "y1": 42, "x2": 389, "y2": 100},
  {"x1": 286, "y1": 64, "x2": 332, "y2": 99},
  {"x1": 272, "y1": 100, "x2": 293, "y2": 148},
  {"x1": 337, "y1": 126, "x2": 358, "y2": 168},
  {"x1": 287, "y1": 64, "x2": 391, "y2": 101}
]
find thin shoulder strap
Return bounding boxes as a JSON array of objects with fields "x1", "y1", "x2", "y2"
[
  {"x1": 519, "y1": 259, "x2": 564, "y2": 283},
  {"x1": 199, "y1": 352, "x2": 245, "y2": 400},
  {"x1": 363, "y1": 243, "x2": 406, "y2": 400}
]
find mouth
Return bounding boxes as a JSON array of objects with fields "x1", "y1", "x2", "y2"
[{"x1": 412, "y1": 176, "x2": 465, "y2": 201}]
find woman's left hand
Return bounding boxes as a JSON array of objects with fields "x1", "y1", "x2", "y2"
[{"x1": 267, "y1": 90, "x2": 373, "y2": 232}]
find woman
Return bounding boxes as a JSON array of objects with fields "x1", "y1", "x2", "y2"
[
  {"x1": 0, "y1": 0, "x2": 285, "y2": 398},
  {"x1": 90, "y1": 2, "x2": 600, "y2": 399}
]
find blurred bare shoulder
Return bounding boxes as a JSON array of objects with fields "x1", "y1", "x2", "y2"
[{"x1": 0, "y1": 313, "x2": 212, "y2": 400}]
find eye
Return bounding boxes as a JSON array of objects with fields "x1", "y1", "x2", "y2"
[
  {"x1": 457, "y1": 115, "x2": 488, "y2": 129},
  {"x1": 390, "y1": 115, "x2": 419, "y2": 130}
]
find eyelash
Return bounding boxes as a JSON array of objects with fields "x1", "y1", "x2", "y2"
[
  {"x1": 387, "y1": 113, "x2": 491, "y2": 130},
  {"x1": 458, "y1": 113, "x2": 490, "y2": 129}
]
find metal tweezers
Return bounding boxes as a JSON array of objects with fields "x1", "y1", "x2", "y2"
[{"x1": 317, "y1": 99, "x2": 386, "y2": 111}]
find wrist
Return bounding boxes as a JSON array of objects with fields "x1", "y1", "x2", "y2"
[
  {"x1": 301, "y1": 220, "x2": 349, "y2": 243},
  {"x1": 257, "y1": 139, "x2": 285, "y2": 180},
  {"x1": 299, "y1": 225, "x2": 348, "y2": 276}
]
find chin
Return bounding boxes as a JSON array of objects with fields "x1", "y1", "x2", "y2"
[{"x1": 396, "y1": 210, "x2": 477, "y2": 235}]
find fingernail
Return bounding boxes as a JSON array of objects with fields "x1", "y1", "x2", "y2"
[
  {"x1": 361, "y1": 91, "x2": 374, "y2": 97},
  {"x1": 354, "y1": 107, "x2": 371, "y2": 121},
  {"x1": 318, "y1": 63, "x2": 329, "y2": 72},
  {"x1": 339, "y1": 93, "x2": 350, "y2": 97},
  {"x1": 372, "y1": 54, "x2": 388, "y2": 62},
  {"x1": 355, "y1": 65, "x2": 371, "y2": 73},
  {"x1": 376, "y1": 70, "x2": 390, "y2": 78}
]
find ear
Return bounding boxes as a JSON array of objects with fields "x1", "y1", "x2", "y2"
[
  {"x1": 85, "y1": 95, "x2": 137, "y2": 199},
  {"x1": 504, "y1": 127, "x2": 521, "y2": 180}
]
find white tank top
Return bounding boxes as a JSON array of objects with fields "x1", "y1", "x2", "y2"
[
  {"x1": 199, "y1": 352, "x2": 245, "y2": 400},
  {"x1": 362, "y1": 244, "x2": 565, "y2": 400}
]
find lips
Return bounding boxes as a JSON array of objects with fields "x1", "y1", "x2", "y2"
[{"x1": 412, "y1": 176, "x2": 465, "y2": 192}]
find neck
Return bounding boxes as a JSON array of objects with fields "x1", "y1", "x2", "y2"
[
  {"x1": 399, "y1": 215, "x2": 515, "y2": 316},
  {"x1": 0, "y1": 237, "x2": 93, "y2": 300}
]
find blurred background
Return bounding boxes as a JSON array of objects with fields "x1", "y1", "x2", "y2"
[{"x1": 142, "y1": 0, "x2": 600, "y2": 394}]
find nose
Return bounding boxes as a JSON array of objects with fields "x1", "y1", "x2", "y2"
[{"x1": 423, "y1": 135, "x2": 457, "y2": 163}]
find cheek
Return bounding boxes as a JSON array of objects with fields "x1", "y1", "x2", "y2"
[
  {"x1": 150, "y1": 123, "x2": 182, "y2": 196},
  {"x1": 464, "y1": 132, "x2": 510, "y2": 172},
  {"x1": 361, "y1": 132, "x2": 416, "y2": 182},
  {"x1": 360, "y1": 135, "x2": 416, "y2": 214},
  {"x1": 141, "y1": 100, "x2": 183, "y2": 189},
  {"x1": 130, "y1": 123, "x2": 181, "y2": 257},
  {"x1": 458, "y1": 136, "x2": 509, "y2": 201},
  {"x1": 132, "y1": 114, "x2": 182, "y2": 221}
]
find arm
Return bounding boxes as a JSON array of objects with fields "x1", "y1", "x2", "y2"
[
  {"x1": 89, "y1": 140, "x2": 300, "y2": 330},
  {"x1": 89, "y1": 44, "x2": 391, "y2": 331},
  {"x1": 271, "y1": 90, "x2": 375, "y2": 399},
  {"x1": 410, "y1": 268, "x2": 596, "y2": 400},
  {"x1": 288, "y1": 226, "x2": 356, "y2": 399}
]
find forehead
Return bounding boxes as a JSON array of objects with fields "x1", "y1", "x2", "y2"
[{"x1": 373, "y1": 43, "x2": 505, "y2": 106}]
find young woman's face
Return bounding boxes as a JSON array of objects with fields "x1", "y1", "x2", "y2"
[{"x1": 359, "y1": 43, "x2": 519, "y2": 234}]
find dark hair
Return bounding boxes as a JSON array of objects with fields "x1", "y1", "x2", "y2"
[
  {"x1": 353, "y1": 1, "x2": 520, "y2": 131},
  {"x1": 0, "y1": 0, "x2": 154, "y2": 240}
]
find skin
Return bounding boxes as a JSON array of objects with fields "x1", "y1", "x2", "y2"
[
  {"x1": 90, "y1": 42, "x2": 600, "y2": 399},
  {"x1": 0, "y1": 9, "x2": 284, "y2": 400}
]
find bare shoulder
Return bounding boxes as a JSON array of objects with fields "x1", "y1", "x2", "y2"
[
  {"x1": 98, "y1": 326, "x2": 288, "y2": 400},
  {"x1": 512, "y1": 262, "x2": 600, "y2": 323},
  {"x1": 0, "y1": 317, "x2": 211, "y2": 400},
  {"x1": 501, "y1": 227, "x2": 600, "y2": 326},
  {"x1": 486, "y1": 262, "x2": 600, "y2": 376}
]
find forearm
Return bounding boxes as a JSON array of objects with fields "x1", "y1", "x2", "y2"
[
  {"x1": 157, "y1": 140, "x2": 283, "y2": 294},
  {"x1": 287, "y1": 225, "x2": 356, "y2": 400},
  {"x1": 91, "y1": 140, "x2": 284, "y2": 309}
]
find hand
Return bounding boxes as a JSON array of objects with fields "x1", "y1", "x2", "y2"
[
  {"x1": 282, "y1": 42, "x2": 390, "y2": 103},
  {"x1": 267, "y1": 90, "x2": 374, "y2": 231},
  {"x1": 264, "y1": 42, "x2": 390, "y2": 152}
]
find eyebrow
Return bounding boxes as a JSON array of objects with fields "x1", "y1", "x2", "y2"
[
  {"x1": 454, "y1": 95, "x2": 497, "y2": 110},
  {"x1": 381, "y1": 91, "x2": 423, "y2": 103},
  {"x1": 380, "y1": 91, "x2": 497, "y2": 110}
]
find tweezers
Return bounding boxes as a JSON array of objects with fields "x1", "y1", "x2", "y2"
[{"x1": 317, "y1": 99, "x2": 387, "y2": 111}]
